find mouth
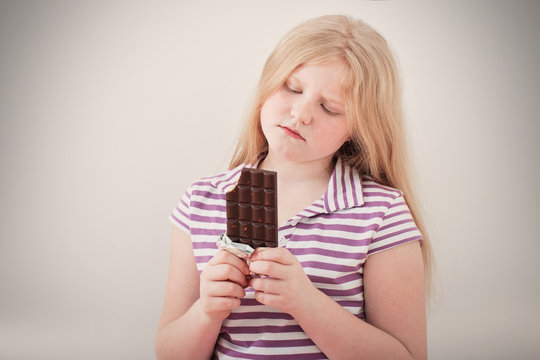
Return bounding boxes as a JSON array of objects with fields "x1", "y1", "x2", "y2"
[{"x1": 278, "y1": 125, "x2": 305, "y2": 141}]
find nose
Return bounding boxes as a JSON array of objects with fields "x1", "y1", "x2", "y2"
[{"x1": 289, "y1": 98, "x2": 313, "y2": 125}]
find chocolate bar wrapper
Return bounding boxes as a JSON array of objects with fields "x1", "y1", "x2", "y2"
[{"x1": 216, "y1": 233, "x2": 255, "y2": 260}]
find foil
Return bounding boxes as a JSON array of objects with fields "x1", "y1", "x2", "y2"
[{"x1": 216, "y1": 233, "x2": 255, "y2": 260}]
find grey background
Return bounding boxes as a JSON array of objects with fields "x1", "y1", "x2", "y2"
[{"x1": 1, "y1": 1, "x2": 539, "y2": 359}]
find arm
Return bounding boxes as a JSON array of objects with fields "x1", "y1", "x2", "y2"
[
  {"x1": 248, "y1": 240, "x2": 426, "y2": 360},
  {"x1": 155, "y1": 226, "x2": 250, "y2": 359}
]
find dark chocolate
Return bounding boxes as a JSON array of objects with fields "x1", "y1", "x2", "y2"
[{"x1": 226, "y1": 168, "x2": 278, "y2": 248}]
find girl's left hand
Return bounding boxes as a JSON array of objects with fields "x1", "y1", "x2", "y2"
[{"x1": 248, "y1": 247, "x2": 318, "y2": 317}]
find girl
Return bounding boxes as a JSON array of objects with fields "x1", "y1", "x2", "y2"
[{"x1": 156, "y1": 15, "x2": 431, "y2": 360}]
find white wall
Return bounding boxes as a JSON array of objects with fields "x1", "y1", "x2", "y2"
[{"x1": 1, "y1": 1, "x2": 538, "y2": 359}]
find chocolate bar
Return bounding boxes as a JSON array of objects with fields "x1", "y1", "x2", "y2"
[{"x1": 225, "y1": 168, "x2": 278, "y2": 248}]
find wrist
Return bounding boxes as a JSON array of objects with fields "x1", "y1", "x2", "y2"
[
  {"x1": 291, "y1": 283, "x2": 326, "y2": 322},
  {"x1": 193, "y1": 298, "x2": 230, "y2": 325}
]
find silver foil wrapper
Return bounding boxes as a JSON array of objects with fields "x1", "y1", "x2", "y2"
[{"x1": 216, "y1": 233, "x2": 255, "y2": 260}]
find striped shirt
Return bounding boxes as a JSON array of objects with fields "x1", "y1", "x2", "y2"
[{"x1": 169, "y1": 157, "x2": 422, "y2": 359}]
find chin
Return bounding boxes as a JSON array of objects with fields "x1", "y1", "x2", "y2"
[{"x1": 267, "y1": 143, "x2": 302, "y2": 161}]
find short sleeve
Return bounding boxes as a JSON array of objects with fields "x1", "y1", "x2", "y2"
[
  {"x1": 168, "y1": 186, "x2": 192, "y2": 234},
  {"x1": 368, "y1": 192, "x2": 423, "y2": 255}
]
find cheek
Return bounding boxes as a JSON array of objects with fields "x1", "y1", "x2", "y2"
[
  {"x1": 260, "y1": 98, "x2": 279, "y2": 135},
  {"x1": 317, "y1": 121, "x2": 349, "y2": 145},
  {"x1": 261, "y1": 92, "x2": 289, "y2": 121}
]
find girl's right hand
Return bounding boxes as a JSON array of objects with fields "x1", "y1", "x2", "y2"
[{"x1": 199, "y1": 250, "x2": 250, "y2": 321}]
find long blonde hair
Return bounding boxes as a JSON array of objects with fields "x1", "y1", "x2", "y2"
[{"x1": 230, "y1": 15, "x2": 432, "y2": 291}]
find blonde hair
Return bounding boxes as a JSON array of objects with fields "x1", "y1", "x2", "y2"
[{"x1": 230, "y1": 15, "x2": 432, "y2": 292}]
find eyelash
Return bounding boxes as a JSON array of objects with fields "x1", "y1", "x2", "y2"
[
  {"x1": 286, "y1": 83, "x2": 301, "y2": 94},
  {"x1": 321, "y1": 104, "x2": 336, "y2": 115},
  {"x1": 285, "y1": 83, "x2": 338, "y2": 115}
]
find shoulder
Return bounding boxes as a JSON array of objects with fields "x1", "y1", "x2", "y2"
[{"x1": 361, "y1": 177, "x2": 403, "y2": 205}]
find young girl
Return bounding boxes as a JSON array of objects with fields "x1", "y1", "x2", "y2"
[{"x1": 156, "y1": 15, "x2": 431, "y2": 360}]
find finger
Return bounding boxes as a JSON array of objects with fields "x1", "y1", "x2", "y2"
[
  {"x1": 253, "y1": 290, "x2": 282, "y2": 308},
  {"x1": 203, "y1": 263, "x2": 249, "y2": 287},
  {"x1": 249, "y1": 277, "x2": 284, "y2": 295},
  {"x1": 205, "y1": 280, "x2": 246, "y2": 299},
  {"x1": 208, "y1": 250, "x2": 250, "y2": 275},
  {"x1": 250, "y1": 247, "x2": 295, "y2": 265},
  {"x1": 249, "y1": 260, "x2": 288, "y2": 279}
]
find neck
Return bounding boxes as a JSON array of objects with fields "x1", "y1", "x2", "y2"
[{"x1": 258, "y1": 150, "x2": 335, "y2": 185}]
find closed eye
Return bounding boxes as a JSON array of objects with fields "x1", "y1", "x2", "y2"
[
  {"x1": 321, "y1": 103, "x2": 339, "y2": 115},
  {"x1": 285, "y1": 83, "x2": 302, "y2": 94}
]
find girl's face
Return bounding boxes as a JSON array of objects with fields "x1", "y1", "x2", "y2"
[{"x1": 260, "y1": 60, "x2": 350, "y2": 166}]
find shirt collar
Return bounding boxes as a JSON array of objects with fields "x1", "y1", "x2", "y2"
[
  {"x1": 212, "y1": 155, "x2": 364, "y2": 213},
  {"x1": 321, "y1": 157, "x2": 365, "y2": 213},
  {"x1": 211, "y1": 155, "x2": 263, "y2": 193}
]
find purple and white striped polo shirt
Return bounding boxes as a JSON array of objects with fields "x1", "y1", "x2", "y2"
[{"x1": 169, "y1": 157, "x2": 422, "y2": 359}]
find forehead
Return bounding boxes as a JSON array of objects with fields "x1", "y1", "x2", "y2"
[
  {"x1": 290, "y1": 59, "x2": 347, "y2": 78},
  {"x1": 288, "y1": 60, "x2": 348, "y2": 100}
]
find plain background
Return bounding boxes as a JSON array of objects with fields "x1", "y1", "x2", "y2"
[{"x1": 1, "y1": 1, "x2": 539, "y2": 359}]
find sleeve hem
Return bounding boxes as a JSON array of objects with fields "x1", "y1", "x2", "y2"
[
  {"x1": 367, "y1": 235, "x2": 423, "y2": 257},
  {"x1": 168, "y1": 214, "x2": 190, "y2": 235}
]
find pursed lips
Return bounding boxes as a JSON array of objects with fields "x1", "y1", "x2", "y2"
[{"x1": 278, "y1": 125, "x2": 305, "y2": 141}]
